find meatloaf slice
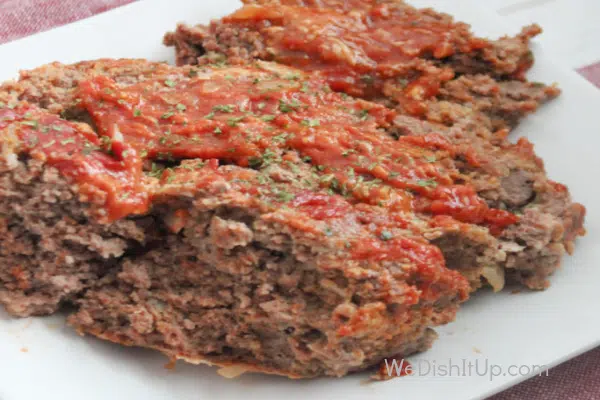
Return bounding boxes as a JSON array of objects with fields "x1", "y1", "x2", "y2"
[
  {"x1": 0, "y1": 103, "x2": 152, "y2": 316},
  {"x1": 163, "y1": 0, "x2": 560, "y2": 130},
  {"x1": 69, "y1": 159, "x2": 468, "y2": 378},
  {"x1": 0, "y1": 60, "x2": 510, "y2": 288},
  {"x1": 0, "y1": 98, "x2": 469, "y2": 377}
]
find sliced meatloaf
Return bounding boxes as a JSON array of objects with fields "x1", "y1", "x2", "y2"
[
  {"x1": 0, "y1": 59, "x2": 584, "y2": 295},
  {"x1": 69, "y1": 159, "x2": 468, "y2": 378},
  {"x1": 163, "y1": 0, "x2": 560, "y2": 130},
  {"x1": 0, "y1": 98, "x2": 468, "y2": 377}
]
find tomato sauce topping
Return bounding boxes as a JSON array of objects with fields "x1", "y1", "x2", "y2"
[
  {"x1": 291, "y1": 191, "x2": 351, "y2": 220},
  {"x1": 224, "y1": 2, "x2": 488, "y2": 108},
  {"x1": 1, "y1": 62, "x2": 517, "y2": 237},
  {"x1": 417, "y1": 185, "x2": 519, "y2": 235},
  {"x1": 76, "y1": 64, "x2": 516, "y2": 233},
  {"x1": 0, "y1": 104, "x2": 148, "y2": 222}
]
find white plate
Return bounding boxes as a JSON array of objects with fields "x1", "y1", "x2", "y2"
[{"x1": 0, "y1": 1, "x2": 598, "y2": 399}]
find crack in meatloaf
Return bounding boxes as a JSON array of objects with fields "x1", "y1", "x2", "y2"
[
  {"x1": 163, "y1": 0, "x2": 560, "y2": 131},
  {"x1": 0, "y1": 58, "x2": 584, "y2": 377}
]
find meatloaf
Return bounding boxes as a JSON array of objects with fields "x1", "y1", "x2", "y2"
[
  {"x1": 1, "y1": 59, "x2": 584, "y2": 294},
  {"x1": 0, "y1": 64, "x2": 469, "y2": 376},
  {"x1": 163, "y1": 0, "x2": 561, "y2": 131},
  {"x1": 69, "y1": 159, "x2": 468, "y2": 378},
  {"x1": 0, "y1": 59, "x2": 584, "y2": 377}
]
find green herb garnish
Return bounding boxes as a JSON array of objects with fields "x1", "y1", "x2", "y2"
[
  {"x1": 227, "y1": 116, "x2": 245, "y2": 127},
  {"x1": 278, "y1": 99, "x2": 301, "y2": 113},
  {"x1": 277, "y1": 190, "x2": 295, "y2": 202},
  {"x1": 301, "y1": 119, "x2": 320, "y2": 127},
  {"x1": 213, "y1": 104, "x2": 236, "y2": 113},
  {"x1": 417, "y1": 179, "x2": 438, "y2": 188},
  {"x1": 361, "y1": 74, "x2": 375, "y2": 84},
  {"x1": 380, "y1": 231, "x2": 393, "y2": 241},
  {"x1": 357, "y1": 109, "x2": 369, "y2": 120},
  {"x1": 22, "y1": 120, "x2": 39, "y2": 129}
]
